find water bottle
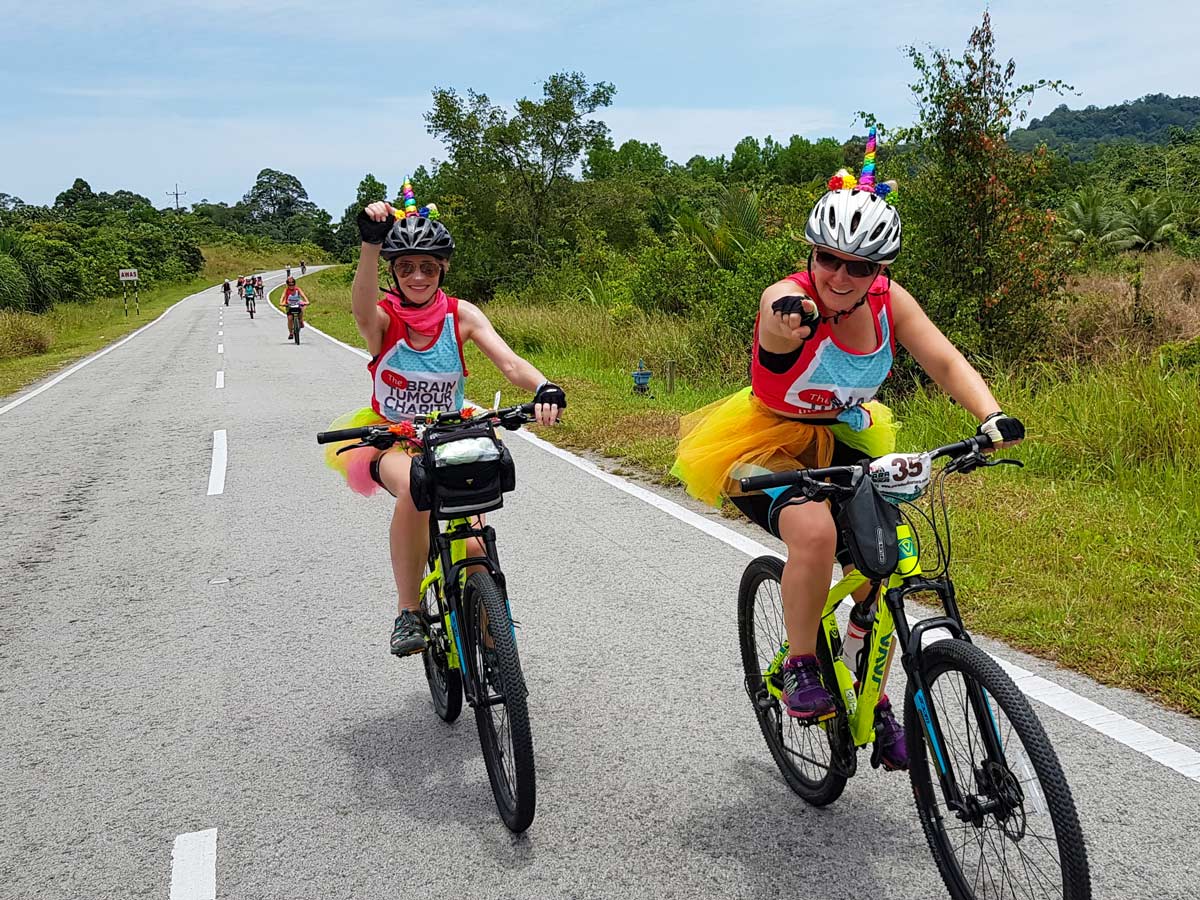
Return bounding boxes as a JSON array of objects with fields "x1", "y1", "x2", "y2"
[{"x1": 841, "y1": 601, "x2": 875, "y2": 682}]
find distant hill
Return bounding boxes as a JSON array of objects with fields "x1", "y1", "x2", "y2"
[{"x1": 1009, "y1": 94, "x2": 1200, "y2": 159}]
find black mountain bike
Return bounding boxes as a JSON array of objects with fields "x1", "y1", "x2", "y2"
[
  {"x1": 318, "y1": 403, "x2": 537, "y2": 831},
  {"x1": 737, "y1": 434, "x2": 1091, "y2": 899}
]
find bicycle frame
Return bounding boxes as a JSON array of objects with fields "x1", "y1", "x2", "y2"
[
  {"x1": 420, "y1": 516, "x2": 511, "y2": 710},
  {"x1": 762, "y1": 519, "x2": 1008, "y2": 816}
]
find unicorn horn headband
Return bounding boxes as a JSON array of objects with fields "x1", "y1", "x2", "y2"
[
  {"x1": 400, "y1": 176, "x2": 440, "y2": 219},
  {"x1": 826, "y1": 126, "x2": 894, "y2": 199}
]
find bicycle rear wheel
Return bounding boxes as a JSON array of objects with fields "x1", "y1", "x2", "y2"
[
  {"x1": 420, "y1": 566, "x2": 462, "y2": 723},
  {"x1": 464, "y1": 571, "x2": 535, "y2": 832},
  {"x1": 906, "y1": 639, "x2": 1091, "y2": 900},
  {"x1": 293, "y1": 314, "x2": 301, "y2": 344},
  {"x1": 737, "y1": 555, "x2": 848, "y2": 806}
]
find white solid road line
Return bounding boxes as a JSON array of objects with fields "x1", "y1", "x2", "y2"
[
  {"x1": 215, "y1": 371, "x2": 224, "y2": 390},
  {"x1": 169, "y1": 829, "x2": 217, "y2": 900},
  {"x1": 217, "y1": 344, "x2": 223, "y2": 354},
  {"x1": 207, "y1": 430, "x2": 227, "y2": 496}
]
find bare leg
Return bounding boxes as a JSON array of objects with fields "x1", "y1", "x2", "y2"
[
  {"x1": 377, "y1": 452, "x2": 431, "y2": 614},
  {"x1": 776, "y1": 500, "x2": 838, "y2": 656}
]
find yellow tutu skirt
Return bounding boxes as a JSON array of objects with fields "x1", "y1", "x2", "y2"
[
  {"x1": 322, "y1": 407, "x2": 403, "y2": 497},
  {"x1": 670, "y1": 387, "x2": 898, "y2": 506}
]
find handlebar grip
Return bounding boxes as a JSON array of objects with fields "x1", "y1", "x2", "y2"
[
  {"x1": 739, "y1": 470, "x2": 803, "y2": 492},
  {"x1": 317, "y1": 426, "x2": 371, "y2": 444}
]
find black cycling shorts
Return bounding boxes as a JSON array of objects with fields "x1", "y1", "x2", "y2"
[{"x1": 729, "y1": 437, "x2": 869, "y2": 568}]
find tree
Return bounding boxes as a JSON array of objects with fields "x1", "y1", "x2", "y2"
[
  {"x1": 1111, "y1": 193, "x2": 1177, "y2": 251},
  {"x1": 425, "y1": 72, "x2": 616, "y2": 255},
  {"x1": 583, "y1": 138, "x2": 669, "y2": 181},
  {"x1": 242, "y1": 168, "x2": 319, "y2": 225},
  {"x1": 1057, "y1": 185, "x2": 1126, "y2": 257},
  {"x1": 54, "y1": 178, "x2": 96, "y2": 212},
  {"x1": 334, "y1": 173, "x2": 388, "y2": 258},
  {"x1": 891, "y1": 12, "x2": 1073, "y2": 362}
]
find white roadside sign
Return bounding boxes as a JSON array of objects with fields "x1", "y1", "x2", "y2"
[{"x1": 119, "y1": 269, "x2": 139, "y2": 282}]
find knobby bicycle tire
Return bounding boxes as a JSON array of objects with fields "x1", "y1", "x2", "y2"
[
  {"x1": 420, "y1": 565, "x2": 462, "y2": 723},
  {"x1": 464, "y1": 571, "x2": 536, "y2": 832},
  {"x1": 737, "y1": 555, "x2": 848, "y2": 807},
  {"x1": 906, "y1": 639, "x2": 1091, "y2": 900}
]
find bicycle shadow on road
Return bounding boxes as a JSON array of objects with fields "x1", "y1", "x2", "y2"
[
  {"x1": 331, "y1": 684, "x2": 541, "y2": 860},
  {"x1": 669, "y1": 753, "x2": 936, "y2": 899}
]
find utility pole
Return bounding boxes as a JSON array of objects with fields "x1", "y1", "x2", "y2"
[{"x1": 165, "y1": 183, "x2": 187, "y2": 210}]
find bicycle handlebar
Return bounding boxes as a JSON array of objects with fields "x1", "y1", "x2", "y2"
[
  {"x1": 737, "y1": 433, "x2": 996, "y2": 494},
  {"x1": 316, "y1": 402, "x2": 539, "y2": 446}
]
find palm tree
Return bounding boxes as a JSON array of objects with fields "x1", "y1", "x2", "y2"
[
  {"x1": 673, "y1": 186, "x2": 765, "y2": 270},
  {"x1": 1057, "y1": 185, "x2": 1125, "y2": 253},
  {"x1": 1111, "y1": 192, "x2": 1177, "y2": 252}
]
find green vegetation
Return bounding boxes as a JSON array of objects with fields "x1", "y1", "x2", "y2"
[{"x1": 1009, "y1": 93, "x2": 1200, "y2": 158}]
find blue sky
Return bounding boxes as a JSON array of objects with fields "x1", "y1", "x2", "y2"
[{"x1": 2, "y1": 0, "x2": 1197, "y2": 216}]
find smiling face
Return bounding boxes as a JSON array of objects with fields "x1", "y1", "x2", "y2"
[
  {"x1": 389, "y1": 254, "x2": 446, "y2": 305},
  {"x1": 809, "y1": 247, "x2": 881, "y2": 309}
]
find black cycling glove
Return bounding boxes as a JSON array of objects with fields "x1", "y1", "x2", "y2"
[
  {"x1": 978, "y1": 411, "x2": 1025, "y2": 446},
  {"x1": 771, "y1": 294, "x2": 820, "y2": 331},
  {"x1": 357, "y1": 210, "x2": 395, "y2": 245},
  {"x1": 534, "y1": 381, "x2": 567, "y2": 410}
]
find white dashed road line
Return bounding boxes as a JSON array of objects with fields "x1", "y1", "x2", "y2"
[
  {"x1": 206, "y1": 430, "x2": 227, "y2": 496},
  {"x1": 215, "y1": 371, "x2": 224, "y2": 390},
  {"x1": 169, "y1": 829, "x2": 217, "y2": 900}
]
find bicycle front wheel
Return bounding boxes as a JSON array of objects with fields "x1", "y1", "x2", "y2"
[
  {"x1": 464, "y1": 571, "x2": 535, "y2": 832},
  {"x1": 906, "y1": 639, "x2": 1091, "y2": 900},
  {"x1": 737, "y1": 555, "x2": 848, "y2": 806},
  {"x1": 420, "y1": 566, "x2": 462, "y2": 723}
]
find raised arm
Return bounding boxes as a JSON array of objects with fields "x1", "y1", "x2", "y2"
[{"x1": 352, "y1": 201, "x2": 394, "y2": 357}]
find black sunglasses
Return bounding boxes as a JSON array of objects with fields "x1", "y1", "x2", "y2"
[{"x1": 813, "y1": 249, "x2": 878, "y2": 278}]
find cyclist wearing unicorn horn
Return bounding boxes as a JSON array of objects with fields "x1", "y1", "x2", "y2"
[
  {"x1": 671, "y1": 127, "x2": 1024, "y2": 772},
  {"x1": 324, "y1": 182, "x2": 566, "y2": 657}
]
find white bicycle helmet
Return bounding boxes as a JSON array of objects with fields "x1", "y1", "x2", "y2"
[{"x1": 805, "y1": 187, "x2": 902, "y2": 265}]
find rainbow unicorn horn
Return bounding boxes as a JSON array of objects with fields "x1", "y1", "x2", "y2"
[
  {"x1": 858, "y1": 126, "x2": 877, "y2": 193},
  {"x1": 402, "y1": 177, "x2": 418, "y2": 218}
]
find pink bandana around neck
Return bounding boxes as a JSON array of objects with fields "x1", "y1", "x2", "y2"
[{"x1": 384, "y1": 288, "x2": 448, "y2": 336}]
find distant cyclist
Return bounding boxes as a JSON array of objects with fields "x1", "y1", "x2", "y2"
[
  {"x1": 286, "y1": 264, "x2": 292, "y2": 279},
  {"x1": 243, "y1": 278, "x2": 256, "y2": 311},
  {"x1": 222, "y1": 280, "x2": 232, "y2": 305},
  {"x1": 299, "y1": 260, "x2": 307, "y2": 275},
  {"x1": 282, "y1": 276, "x2": 309, "y2": 340},
  {"x1": 255, "y1": 275, "x2": 264, "y2": 299}
]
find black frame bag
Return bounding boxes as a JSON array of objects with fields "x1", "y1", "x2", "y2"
[
  {"x1": 835, "y1": 471, "x2": 901, "y2": 581},
  {"x1": 409, "y1": 421, "x2": 516, "y2": 520}
]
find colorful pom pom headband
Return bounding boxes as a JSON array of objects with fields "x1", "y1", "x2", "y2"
[
  {"x1": 826, "y1": 126, "x2": 894, "y2": 199},
  {"x1": 400, "y1": 176, "x2": 440, "y2": 220}
]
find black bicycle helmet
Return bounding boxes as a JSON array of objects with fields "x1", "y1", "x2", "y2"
[{"x1": 380, "y1": 215, "x2": 455, "y2": 261}]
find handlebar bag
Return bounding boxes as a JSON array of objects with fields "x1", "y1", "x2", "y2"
[
  {"x1": 409, "y1": 422, "x2": 516, "y2": 519},
  {"x1": 835, "y1": 471, "x2": 901, "y2": 581}
]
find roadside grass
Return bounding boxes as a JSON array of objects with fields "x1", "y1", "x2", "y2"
[
  {"x1": 0, "y1": 276, "x2": 211, "y2": 397},
  {"x1": 292, "y1": 268, "x2": 1200, "y2": 714},
  {"x1": 0, "y1": 245, "x2": 305, "y2": 399}
]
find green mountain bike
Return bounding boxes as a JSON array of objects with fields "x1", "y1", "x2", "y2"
[
  {"x1": 736, "y1": 434, "x2": 1091, "y2": 900},
  {"x1": 318, "y1": 403, "x2": 537, "y2": 832}
]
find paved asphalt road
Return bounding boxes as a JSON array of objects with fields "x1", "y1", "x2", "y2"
[{"x1": 2, "y1": 274, "x2": 1199, "y2": 899}]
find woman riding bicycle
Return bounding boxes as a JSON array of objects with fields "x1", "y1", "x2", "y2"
[
  {"x1": 671, "y1": 129, "x2": 1024, "y2": 771},
  {"x1": 324, "y1": 188, "x2": 566, "y2": 657},
  {"x1": 282, "y1": 276, "x2": 308, "y2": 339},
  {"x1": 243, "y1": 278, "x2": 256, "y2": 310}
]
